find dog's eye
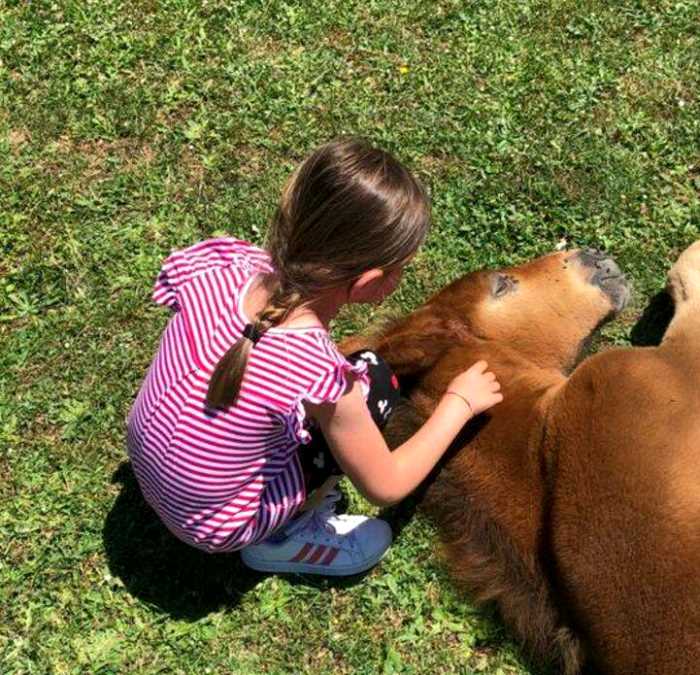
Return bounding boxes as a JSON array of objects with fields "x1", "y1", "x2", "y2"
[{"x1": 491, "y1": 273, "x2": 518, "y2": 298}]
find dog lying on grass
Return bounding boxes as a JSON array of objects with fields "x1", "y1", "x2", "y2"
[{"x1": 343, "y1": 242, "x2": 700, "y2": 675}]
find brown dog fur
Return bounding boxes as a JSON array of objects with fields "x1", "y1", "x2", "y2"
[{"x1": 342, "y1": 243, "x2": 700, "y2": 674}]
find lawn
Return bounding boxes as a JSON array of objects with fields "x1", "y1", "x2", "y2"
[{"x1": 1, "y1": 0, "x2": 698, "y2": 673}]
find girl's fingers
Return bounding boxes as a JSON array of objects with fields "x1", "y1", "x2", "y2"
[
  {"x1": 486, "y1": 372, "x2": 496, "y2": 382},
  {"x1": 491, "y1": 382, "x2": 501, "y2": 392}
]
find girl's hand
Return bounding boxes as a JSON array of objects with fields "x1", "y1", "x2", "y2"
[{"x1": 445, "y1": 360, "x2": 503, "y2": 417}]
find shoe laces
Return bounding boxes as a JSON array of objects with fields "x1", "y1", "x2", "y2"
[
  {"x1": 316, "y1": 488, "x2": 341, "y2": 517},
  {"x1": 284, "y1": 488, "x2": 340, "y2": 535}
]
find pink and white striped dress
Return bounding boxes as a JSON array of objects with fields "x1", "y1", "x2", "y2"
[{"x1": 126, "y1": 238, "x2": 368, "y2": 552}]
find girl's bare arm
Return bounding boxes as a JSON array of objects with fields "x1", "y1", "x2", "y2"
[{"x1": 306, "y1": 361, "x2": 502, "y2": 506}]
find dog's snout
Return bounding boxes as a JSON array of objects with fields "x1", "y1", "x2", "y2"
[
  {"x1": 597, "y1": 258, "x2": 622, "y2": 278},
  {"x1": 578, "y1": 248, "x2": 610, "y2": 267},
  {"x1": 571, "y1": 248, "x2": 630, "y2": 311},
  {"x1": 574, "y1": 249, "x2": 622, "y2": 277}
]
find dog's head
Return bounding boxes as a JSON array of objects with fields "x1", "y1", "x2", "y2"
[{"x1": 430, "y1": 248, "x2": 630, "y2": 373}]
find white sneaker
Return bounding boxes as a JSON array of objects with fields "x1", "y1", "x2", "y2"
[{"x1": 240, "y1": 490, "x2": 392, "y2": 576}]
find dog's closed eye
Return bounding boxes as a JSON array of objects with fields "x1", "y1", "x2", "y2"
[{"x1": 491, "y1": 273, "x2": 519, "y2": 298}]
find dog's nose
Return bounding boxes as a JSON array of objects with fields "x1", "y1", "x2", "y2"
[
  {"x1": 577, "y1": 248, "x2": 612, "y2": 267},
  {"x1": 575, "y1": 248, "x2": 623, "y2": 278},
  {"x1": 573, "y1": 248, "x2": 629, "y2": 310}
]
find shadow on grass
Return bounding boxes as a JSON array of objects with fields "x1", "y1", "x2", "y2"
[
  {"x1": 103, "y1": 462, "x2": 261, "y2": 620},
  {"x1": 629, "y1": 289, "x2": 674, "y2": 347},
  {"x1": 104, "y1": 462, "x2": 394, "y2": 618}
]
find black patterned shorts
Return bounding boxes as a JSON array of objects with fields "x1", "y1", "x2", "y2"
[{"x1": 298, "y1": 350, "x2": 401, "y2": 493}]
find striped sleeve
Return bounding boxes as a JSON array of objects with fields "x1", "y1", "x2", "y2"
[
  {"x1": 152, "y1": 237, "x2": 267, "y2": 310},
  {"x1": 290, "y1": 356, "x2": 370, "y2": 446}
]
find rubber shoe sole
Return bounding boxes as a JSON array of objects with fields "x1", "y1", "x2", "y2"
[{"x1": 240, "y1": 546, "x2": 389, "y2": 576}]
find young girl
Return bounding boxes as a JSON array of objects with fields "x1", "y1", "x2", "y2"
[{"x1": 127, "y1": 138, "x2": 502, "y2": 576}]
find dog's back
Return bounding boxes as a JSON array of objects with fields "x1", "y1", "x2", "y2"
[{"x1": 547, "y1": 346, "x2": 700, "y2": 674}]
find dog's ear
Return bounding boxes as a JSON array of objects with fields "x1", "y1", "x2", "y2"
[{"x1": 340, "y1": 307, "x2": 466, "y2": 380}]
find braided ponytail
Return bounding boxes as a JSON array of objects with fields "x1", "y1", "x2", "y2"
[
  {"x1": 206, "y1": 329, "x2": 255, "y2": 409},
  {"x1": 207, "y1": 136, "x2": 431, "y2": 409},
  {"x1": 255, "y1": 277, "x2": 304, "y2": 334},
  {"x1": 206, "y1": 275, "x2": 304, "y2": 408}
]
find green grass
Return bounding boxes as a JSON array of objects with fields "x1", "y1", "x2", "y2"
[{"x1": 1, "y1": 0, "x2": 698, "y2": 672}]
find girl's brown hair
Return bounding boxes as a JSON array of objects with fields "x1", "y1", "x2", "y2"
[{"x1": 206, "y1": 137, "x2": 431, "y2": 408}]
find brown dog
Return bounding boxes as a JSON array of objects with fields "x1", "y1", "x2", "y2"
[{"x1": 342, "y1": 242, "x2": 700, "y2": 674}]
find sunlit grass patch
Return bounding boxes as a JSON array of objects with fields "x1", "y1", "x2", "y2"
[{"x1": 1, "y1": 0, "x2": 698, "y2": 672}]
